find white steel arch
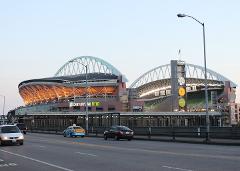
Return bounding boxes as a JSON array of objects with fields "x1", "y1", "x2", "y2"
[
  {"x1": 130, "y1": 64, "x2": 171, "y2": 88},
  {"x1": 130, "y1": 63, "x2": 237, "y2": 88},
  {"x1": 55, "y1": 56, "x2": 127, "y2": 82}
]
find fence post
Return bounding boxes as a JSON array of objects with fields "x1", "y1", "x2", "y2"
[
  {"x1": 148, "y1": 127, "x2": 151, "y2": 140},
  {"x1": 197, "y1": 127, "x2": 201, "y2": 136},
  {"x1": 172, "y1": 127, "x2": 175, "y2": 141},
  {"x1": 205, "y1": 131, "x2": 209, "y2": 143}
]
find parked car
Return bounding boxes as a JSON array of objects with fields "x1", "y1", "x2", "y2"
[
  {"x1": 104, "y1": 125, "x2": 134, "y2": 141},
  {"x1": 63, "y1": 125, "x2": 85, "y2": 138},
  {"x1": 15, "y1": 123, "x2": 27, "y2": 134},
  {"x1": 0, "y1": 125, "x2": 24, "y2": 145}
]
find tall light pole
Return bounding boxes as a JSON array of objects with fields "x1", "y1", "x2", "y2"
[
  {"x1": 69, "y1": 60, "x2": 88, "y2": 135},
  {"x1": 177, "y1": 13, "x2": 210, "y2": 142},
  {"x1": 0, "y1": 95, "x2": 5, "y2": 125}
]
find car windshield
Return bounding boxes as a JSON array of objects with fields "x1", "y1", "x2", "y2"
[
  {"x1": 16, "y1": 124, "x2": 26, "y2": 129},
  {"x1": 73, "y1": 126, "x2": 83, "y2": 129},
  {"x1": 117, "y1": 126, "x2": 131, "y2": 131},
  {"x1": 2, "y1": 126, "x2": 21, "y2": 133}
]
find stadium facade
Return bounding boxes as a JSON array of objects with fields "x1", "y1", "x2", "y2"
[
  {"x1": 9, "y1": 56, "x2": 239, "y2": 128},
  {"x1": 17, "y1": 56, "x2": 130, "y2": 113}
]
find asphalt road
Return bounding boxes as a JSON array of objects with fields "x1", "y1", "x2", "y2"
[{"x1": 0, "y1": 133, "x2": 240, "y2": 171}]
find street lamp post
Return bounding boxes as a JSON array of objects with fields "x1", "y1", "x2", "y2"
[
  {"x1": 0, "y1": 95, "x2": 5, "y2": 125},
  {"x1": 177, "y1": 13, "x2": 210, "y2": 142},
  {"x1": 69, "y1": 60, "x2": 88, "y2": 135}
]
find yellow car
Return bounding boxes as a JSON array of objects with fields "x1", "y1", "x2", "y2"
[{"x1": 63, "y1": 125, "x2": 85, "y2": 138}]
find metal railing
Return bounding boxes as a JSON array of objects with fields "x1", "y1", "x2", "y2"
[{"x1": 28, "y1": 126, "x2": 240, "y2": 144}]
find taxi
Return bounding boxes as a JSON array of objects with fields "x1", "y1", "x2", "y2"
[{"x1": 63, "y1": 125, "x2": 85, "y2": 138}]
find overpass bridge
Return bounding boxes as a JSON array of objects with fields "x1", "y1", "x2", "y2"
[{"x1": 9, "y1": 111, "x2": 222, "y2": 132}]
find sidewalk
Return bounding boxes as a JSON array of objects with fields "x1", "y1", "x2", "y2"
[
  {"x1": 133, "y1": 135, "x2": 240, "y2": 145},
  {"x1": 88, "y1": 133, "x2": 240, "y2": 146},
  {"x1": 29, "y1": 130, "x2": 240, "y2": 146}
]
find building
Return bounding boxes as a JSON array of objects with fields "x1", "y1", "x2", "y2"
[
  {"x1": 17, "y1": 56, "x2": 129, "y2": 113},
  {"x1": 8, "y1": 56, "x2": 238, "y2": 128},
  {"x1": 233, "y1": 103, "x2": 240, "y2": 124}
]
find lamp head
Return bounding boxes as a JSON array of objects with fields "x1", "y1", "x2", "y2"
[{"x1": 177, "y1": 13, "x2": 187, "y2": 18}]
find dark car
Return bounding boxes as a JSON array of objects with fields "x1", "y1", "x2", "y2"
[
  {"x1": 15, "y1": 123, "x2": 27, "y2": 134},
  {"x1": 104, "y1": 125, "x2": 134, "y2": 141}
]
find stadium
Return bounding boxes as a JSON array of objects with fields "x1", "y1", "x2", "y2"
[
  {"x1": 17, "y1": 56, "x2": 237, "y2": 113},
  {"x1": 18, "y1": 56, "x2": 129, "y2": 113},
  {"x1": 10, "y1": 56, "x2": 238, "y2": 129},
  {"x1": 129, "y1": 60, "x2": 237, "y2": 113}
]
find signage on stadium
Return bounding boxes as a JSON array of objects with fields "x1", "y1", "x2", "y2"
[
  {"x1": 178, "y1": 98, "x2": 186, "y2": 108},
  {"x1": 177, "y1": 60, "x2": 185, "y2": 65},
  {"x1": 69, "y1": 101, "x2": 101, "y2": 107}
]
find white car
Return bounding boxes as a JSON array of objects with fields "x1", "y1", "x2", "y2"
[{"x1": 0, "y1": 125, "x2": 24, "y2": 145}]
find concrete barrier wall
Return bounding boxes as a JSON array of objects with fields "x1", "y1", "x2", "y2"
[{"x1": 29, "y1": 126, "x2": 240, "y2": 139}]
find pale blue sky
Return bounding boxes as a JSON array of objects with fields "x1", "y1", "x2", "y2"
[{"x1": 0, "y1": 0, "x2": 239, "y2": 114}]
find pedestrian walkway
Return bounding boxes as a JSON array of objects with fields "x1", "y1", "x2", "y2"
[{"x1": 88, "y1": 133, "x2": 240, "y2": 146}]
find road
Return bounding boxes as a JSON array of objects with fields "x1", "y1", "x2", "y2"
[{"x1": 0, "y1": 133, "x2": 240, "y2": 171}]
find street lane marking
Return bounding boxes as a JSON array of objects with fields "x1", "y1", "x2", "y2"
[
  {"x1": 0, "y1": 163, "x2": 18, "y2": 167},
  {"x1": 27, "y1": 138, "x2": 70, "y2": 144},
  {"x1": 38, "y1": 146, "x2": 46, "y2": 148},
  {"x1": 162, "y1": 165, "x2": 193, "y2": 171},
  {"x1": 0, "y1": 158, "x2": 18, "y2": 168},
  {"x1": 72, "y1": 142, "x2": 86, "y2": 145},
  {"x1": 75, "y1": 152, "x2": 97, "y2": 157},
  {"x1": 0, "y1": 158, "x2": 18, "y2": 167},
  {"x1": 71, "y1": 142, "x2": 240, "y2": 161},
  {"x1": 0, "y1": 149, "x2": 74, "y2": 171},
  {"x1": 26, "y1": 135, "x2": 240, "y2": 161}
]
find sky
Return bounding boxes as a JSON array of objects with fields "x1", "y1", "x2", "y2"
[{"x1": 0, "y1": 0, "x2": 240, "y2": 114}]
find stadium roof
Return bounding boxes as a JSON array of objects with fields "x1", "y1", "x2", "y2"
[
  {"x1": 55, "y1": 56, "x2": 128, "y2": 82},
  {"x1": 130, "y1": 62, "x2": 237, "y2": 88},
  {"x1": 18, "y1": 73, "x2": 119, "y2": 88}
]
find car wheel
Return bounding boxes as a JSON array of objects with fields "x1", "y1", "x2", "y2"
[
  {"x1": 114, "y1": 135, "x2": 119, "y2": 141},
  {"x1": 104, "y1": 135, "x2": 107, "y2": 140},
  {"x1": 19, "y1": 142, "x2": 24, "y2": 145}
]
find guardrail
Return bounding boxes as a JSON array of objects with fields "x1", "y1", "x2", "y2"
[
  {"x1": 89, "y1": 127, "x2": 240, "y2": 145},
  {"x1": 29, "y1": 127, "x2": 240, "y2": 140}
]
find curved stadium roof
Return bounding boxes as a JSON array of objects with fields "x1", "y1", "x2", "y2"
[
  {"x1": 55, "y1": 56, "x2": 128, "y2": 82},
  {"x1": 130, "y1": 63, "x2": 237, "y2": 88},
  {"x1": 19, "y1": 56, "x2": 127, "y2": 105},
  {"x1": 18, "y1": 73, "x2": 119, "y2": 88}
]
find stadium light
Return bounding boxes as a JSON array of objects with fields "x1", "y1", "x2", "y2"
[
  {"x1": 69, "y1": 60, "x2": 89, "y2": 135},
  {"x1": 0, "y1": 95, "x2": 5, "y2": 125},
  {"x1": 177, "y1": 13, "x2": 210, "y2": 142}
]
